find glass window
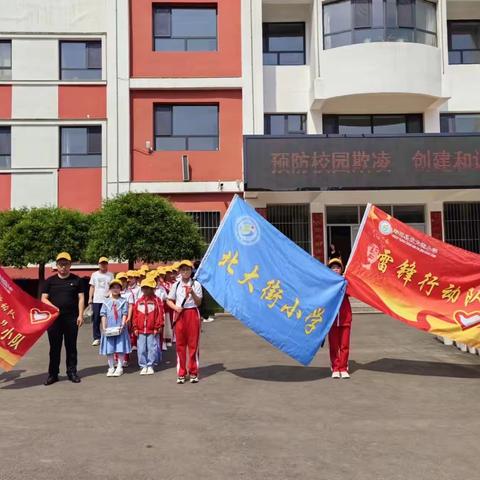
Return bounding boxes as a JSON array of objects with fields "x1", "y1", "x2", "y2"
[
  {"x1": 60, "y1": 41, "x2": 102, "y2": 80},
  {"x1": 0, "y1": 127, "x2": 11, "y2": 169},
  {"x1": 154, "y1": 105, "x2": 219, "y2": 151},
  {"x1": 398, "y1": 0, "x2": 414, "y2": 28},
  {"x1": 61, "y1": 126, "x2": 102, "y2": 167},
  {"x1": 263, "y1": 23, "x2": 305, "y2": 65},
  {"x1": 393, "y1": 205, "x2": 424, "y2": 223},
  {"x1": 354, "y1": 0, "x2": 371, "y2": 29},
  {"x1": 264, "y1": 114, "x2": 307, "y2": 135},
  {"x1": 448, "y1": 21, "x2": 480, "y2": 65},
  {"x1": 416, "y1": 0, "x2": 436, "y2": 33},
  {"x1": 323, "y1": 0, "x2": 437, "y2": 49},
  {"x1": 338, "y1": 115, "x2": 371, "y2": 134},
  {"x1": 324, "y1": 1, "x2": 352, "y2": 35},
  {"x1": 0, "y1": 41, "x2": 12, "y2": 80},
  {"x1": 326, "y1": 206, "x2": 360, "y2": 224},
  {"x1": 440, "y1": 113, "x2": 480, "y2": 133},
  {"x1": 373, "y1": 115, "x2": 407, "y2": 134},
  {"x1": 324, "y1": 114, "x2": 423, "y2": 134},
  {"x1": 153, "y1": 7, "x2": 217, "y2": 52}
]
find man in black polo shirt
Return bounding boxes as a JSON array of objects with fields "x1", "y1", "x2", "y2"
[{"x1": 41, "y1": 252, "x2": 85, "y2": 385}]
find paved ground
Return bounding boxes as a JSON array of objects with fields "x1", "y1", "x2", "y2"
[{"x1": 0, "y1": 314, "x2": 479, "y2": 480}]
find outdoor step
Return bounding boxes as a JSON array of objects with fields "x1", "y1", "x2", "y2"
[{"x1": 350, "y1": 300, "x2": 380, "y2": 315}]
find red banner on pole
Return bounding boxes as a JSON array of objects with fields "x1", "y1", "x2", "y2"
[
  {"x1": 345, "y1": 205, "x2": 480, "y2": 348},
  {"x1": 0, "y1": 267, "x2": 59, "y2": 371}
]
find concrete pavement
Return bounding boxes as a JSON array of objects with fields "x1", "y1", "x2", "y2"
[{"x1": 0, "y1": 314, "x2": 479, "y2": 480}]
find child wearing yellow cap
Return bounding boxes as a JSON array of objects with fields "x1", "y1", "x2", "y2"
[
  {"x1": 89, "y1": 257, "x2": 114, "y2": 347},
  {"x1": 100, "y1": 279, "x2": 131, "y2": 377},
  {"x1": 166, "y1": 260, "x2": 203, "y2": 384},
  {"x1": 327, "y1": 258, "x2": 353, "y2": 379},
  {"x1": 132, "y1": 279, "x2": 165, "y2": 375}
]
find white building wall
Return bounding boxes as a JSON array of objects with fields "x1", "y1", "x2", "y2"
[
  {"x1": 256, "y1": 0, "x2": 480, "y2": 129},
  {"x1": 11, "y1": 39, "x2": 58, "y2": 81},
  {"x1": 0, "y1": 0, "x2": 108, "y2": 33},
  {"x1": 11, "y1": 171, "x2": 58, "y2": 208},
  {"x1": 11, "y1": 126, "x2": 59, "y2": 169},
  {"x1": 12, "y1": 85, "x2": 58, "y2": 119}
]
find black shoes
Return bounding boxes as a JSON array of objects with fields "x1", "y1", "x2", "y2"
[
  {"x1": 45, "y1": 374, "x2": 81, "y2": 385},
  {"x1": 44, "y1": 375, "x2": 59, "y2": 386},
  {"x1": 67, "y1": 373, "x2": 81, "y2": 383}
]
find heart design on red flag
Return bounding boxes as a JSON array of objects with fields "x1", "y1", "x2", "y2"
[
  {"x1": 454, "y1": 310, "x2": 480, "y2": 330},
  {"x1": 30, "y1": 308, "x2": 52, "y2": 325}
]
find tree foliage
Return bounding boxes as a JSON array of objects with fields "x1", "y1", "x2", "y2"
[
  {"x1": 85, "y1": 192, "x2": 205, "y2": 264},
  {"x1": 0, "y1": 207, "x2": 89, "y2": 271}
]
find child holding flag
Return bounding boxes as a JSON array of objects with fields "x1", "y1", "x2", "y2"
[
  {"x1": 100, "y1": 279, "x2": 130, "y2": 377},
  {"x1": 327, "y1": 258, "x2": 353, "y2": 379},
  {"x1": 167, "y1": 260, "x2": 203, "y2": 384}
]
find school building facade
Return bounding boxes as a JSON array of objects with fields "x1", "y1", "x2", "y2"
[{"x1": 0, "y1": 0, "x2": 479, "y2": 266}]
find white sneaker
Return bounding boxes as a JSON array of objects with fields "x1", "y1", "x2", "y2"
[
  {"x1": 106, "y1": 367, "x2": 115, "y2": 377},
  {"x1": 113, "y1": 367, "x2": 123, "y2": 377},
  {"x1": 140, "y1": 367, "x2": 147, "y2": 375},
  {"x1": 92, "y1": 339, "x2": 100, "y2": 346},
  {"x1": 203, "y1": 316, "x2": 215, "y2": 323},
  {"x1": 176, "y1": 376, "x2": 185, "y2": 384},
  {"x1": 340, "y1": 371, "x2": 350, "y2": 379},
  {"x1": 146, "y1": 366, "x2": 154, "y2": 375},
  {"x1": 190, "y1": 375, "x2": 199, "y2": 383},
  {"x1": 331, "y1": 371, "x2": 340, "y2": 379}
]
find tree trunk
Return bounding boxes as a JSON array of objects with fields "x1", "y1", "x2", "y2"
[
  {"x1": 37, "y1": 262, "x2": 45, "y2": 298},
  {"x1": 128, "y1": 259, "x2": 134, "y2": 270}
]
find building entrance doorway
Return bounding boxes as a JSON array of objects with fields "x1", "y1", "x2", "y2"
[
  {"x1": 327, "y1": 225, "x2": 356, "y2": 266},
  {"x1": 326, "y1": 204, "x2": 426, "y2": 265}
]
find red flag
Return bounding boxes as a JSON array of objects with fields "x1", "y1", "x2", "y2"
[
  {"x1": 0, "y1": 267, "x2": 59, "y2": 371},
  {"x1": 345, "y1": 205, "x2": 480, "y2": 348}
]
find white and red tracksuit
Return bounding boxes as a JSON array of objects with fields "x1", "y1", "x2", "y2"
[
  {"x1": 168, "y1": 279, "x2": 203, "y2": 378},
  {"x1": 328, "y1": 294, "x2": 352, "y2": 373}
]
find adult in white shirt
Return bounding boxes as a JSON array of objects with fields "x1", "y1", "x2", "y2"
[
  {"x1": 166, "y1": 260, "x2": 203, "y2": 384},
  {"x1": 88, "y1": 257, "x2": 114, "y2": 346}
]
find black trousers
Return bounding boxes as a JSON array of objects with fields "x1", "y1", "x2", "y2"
[{"x1": 47, "y1": 313, "x2": 78, "y2": 376}]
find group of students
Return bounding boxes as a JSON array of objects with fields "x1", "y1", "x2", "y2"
[
  {"x1": 89, "y1": 256, "x2": 353, "y2": 382},
  {"x1": 89, "y1": 259, "x2": 203, "y2": 384}
]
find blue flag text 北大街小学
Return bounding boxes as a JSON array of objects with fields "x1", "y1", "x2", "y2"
[{"x1": 195, "y1": 196, "x2": 347, "y2": 365}]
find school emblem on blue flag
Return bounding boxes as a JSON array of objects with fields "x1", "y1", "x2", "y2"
[{"x1": 195, "y1": 196, "x2": 347, "y2": 365}]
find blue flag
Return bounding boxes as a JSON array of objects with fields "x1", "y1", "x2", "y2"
[{"x1": 195, "y1": 196, "x2": 346, "y2": 366}]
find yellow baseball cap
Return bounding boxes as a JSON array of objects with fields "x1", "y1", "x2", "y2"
[
  {"x1": 140, "y1": 278, "x2": 157, "y2": 289},
  {"x1": 157, "y1": 267, "x2": 166, "y2": 275},
  {"x1": 116, "y1": 272, "x2": 128, "y2": 280},
  {"x1": 56, "y1": 252, "x2": 72, "y2": 262},
  {"x1": 126, "y1": 270, "x2": 140, "y2": 277},
  {"x1": 98, "y1": 256, "x2": 109, "y2": 264},
  {"x1": 139, "y1": 265, "x2": 150, "y2": 271},
  {"x1": 328, "y1": 257, "x2": 344, "y2": 269},
  {"x1": 109, "y1": 279, "x2": 123, "y2": 288},
  {"x1": 178, "y1": 259, "x2": 194, "y2": 269},
  {"x1": 163, "y1": 266, "x2": 173, "y2": 273}
]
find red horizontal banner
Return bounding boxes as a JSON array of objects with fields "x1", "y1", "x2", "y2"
[{"x1": 345, "y1": 205, "x2": 480, "y2": 347}]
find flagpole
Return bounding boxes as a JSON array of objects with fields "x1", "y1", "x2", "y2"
[{"x1": 344, "y1": 203, "x2": 372, "y2": 274}]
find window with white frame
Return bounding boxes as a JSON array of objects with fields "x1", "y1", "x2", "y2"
[{"x1": 60, "y1": 126, "x2": 102, "y2": 167}]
